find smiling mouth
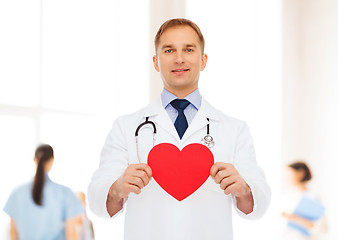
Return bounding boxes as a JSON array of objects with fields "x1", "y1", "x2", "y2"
[{"x1": 171, "y1": 69, "x2": 189, "y2": 72}]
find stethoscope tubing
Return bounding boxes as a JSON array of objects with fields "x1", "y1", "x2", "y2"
[
  {"x1": 135, "y1": 117, "x2": 157, "y2": 137},
  {"x1": 134, "y1": 117, "x2": 213, "y2": 163}
]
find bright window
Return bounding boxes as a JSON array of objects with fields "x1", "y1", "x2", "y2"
[{"x1": 0, "y1": 1, "x2": 149, "y2": 239}]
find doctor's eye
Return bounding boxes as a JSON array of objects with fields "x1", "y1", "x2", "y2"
[
  {"x1": 186, "y1": 48, "x2": 194, "y2": 53},
  {"x1": 164, "y1": 49, "x2": 174, "y2": 53}
]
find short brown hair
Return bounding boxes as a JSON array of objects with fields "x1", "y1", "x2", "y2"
[
  {"x1": 154, "y1": 18, "x2": 205, "y2": 54},
  {"x1": 288, "y1": 161, "x2": 312, "y2": 183}
]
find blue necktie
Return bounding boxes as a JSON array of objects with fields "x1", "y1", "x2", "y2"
[{"x1": 170, "y1": 99, "x2": 190, "y2": 139}]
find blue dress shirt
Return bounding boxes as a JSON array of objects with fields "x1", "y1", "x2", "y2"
[
  {"x1": 161, "y1": 88, "x2": 201, "y2": 125},
  {"x1": 3, "y1": 175, "x2": 84, "y2": 240}
]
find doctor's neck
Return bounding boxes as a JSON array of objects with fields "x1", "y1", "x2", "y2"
[{"x1": 164, "y1": 87, "x2": 198, "y2": 99}]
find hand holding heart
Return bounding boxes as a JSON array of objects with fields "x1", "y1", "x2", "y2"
[
  {"x1": 210, "y1": 162, "x2": 251, "y2": 198},
  {"x1": 210, "y1": 162, "x2": 254, "y2": 214},
  {"x1": 107, "y1": 157, "x2": 253, "y2": 216},
  {"x1": 112, "y1": 161, "x2": 250, "y2": 201},
  {"x1": 110, "y1": 163, "x2": 152, "y2": 200},
  {"x1": 106, "y1": 163, "x2": 152, "y2": 217}
]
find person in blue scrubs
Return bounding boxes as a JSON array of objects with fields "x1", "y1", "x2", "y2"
[
  {"x1": 281, "y1": 161, "x2": 328, "y2": 239},
  {"x1": 3, "y1": 144, "x2": 84, "y2": 240}
]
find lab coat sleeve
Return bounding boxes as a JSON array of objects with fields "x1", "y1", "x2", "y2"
[
  {"x1": 87, "y1": 117, "x2": 129, "y2": 218},
  {"x1": 232, "y1": 121, "x2": 271, "y2": 220}
]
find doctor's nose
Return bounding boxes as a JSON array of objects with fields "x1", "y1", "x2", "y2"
[{"x1": 175, "y1": 52, "x2": 185, "y2": 64}]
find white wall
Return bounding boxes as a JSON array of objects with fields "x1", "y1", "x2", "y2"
[{"x1": 283, "y1": 0, "x2": 338, "y2": 239}]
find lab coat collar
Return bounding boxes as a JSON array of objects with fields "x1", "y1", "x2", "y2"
[{"x1": 142, "y1": 96, "x2": 220, "y2": 142}]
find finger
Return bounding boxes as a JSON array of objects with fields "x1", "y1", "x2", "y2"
[
  {"x1": 224, "y1": 182, "x2": 241, "y2": 196},
  {"x1": 219, "y1": 176, "x2": 237, "y2": 190},
  {"x1": 210, "y1": 162, "x2": 225, "y2": 178},
  {"x1": 127, "y1": 184, "x2": 141, "y2": 195},
  {"x1": 133, "y1": 170, "x2": 151, "y2": 186},
  {"x1": 128, "y1": 176, "x2": 145, "y2": 189},
  {"x1": 214, "y1": 169, "x2": 232, "y2": 184},
  {"x1": 143, "y1": 165, "x2": 153, "y2": 179},
  {"x1": 210, "y1": 162, "x2": 234, "y2": 178},
  {"x1": 134, "y1": 163, "x2": 153, "y2": 178}
]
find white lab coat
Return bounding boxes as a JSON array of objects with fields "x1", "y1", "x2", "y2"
[{"x1": 88, "y1": 96, "x2": 271, "y2": 240}]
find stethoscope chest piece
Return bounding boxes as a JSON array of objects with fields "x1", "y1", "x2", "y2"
[
  {"x1": 201, "y1": 134, "x2": 214, "y2": 148},
  {"x1": 200, "y1": 118, "x2": 214, "y2": 148}
]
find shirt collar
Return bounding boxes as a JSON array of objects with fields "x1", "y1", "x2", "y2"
[{"x1": 161, "y1": 88, "x2": 202, "y2": 110}]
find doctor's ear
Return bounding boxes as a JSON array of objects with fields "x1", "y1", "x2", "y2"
[
  {"x1": 153, "y1": 55, "x2": 160, "y2": 72},
  {"x1": 201, "y1": 54, "x2": 208, "y2": 71}
]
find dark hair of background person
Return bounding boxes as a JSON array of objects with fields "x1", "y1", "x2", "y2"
[
  {"x1": 32, "y1": 144, "x2": 54, "y2": 206},
  {"x1": 154, "y1": 18, "x2": 205, "y2": 54},
  {"x1": 288, "y1": 161, "x2": 312, "y2": 183}
]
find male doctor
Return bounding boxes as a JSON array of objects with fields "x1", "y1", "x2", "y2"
[{"x1": 88, "y1": 18, "x2": 271, "y2": 240}]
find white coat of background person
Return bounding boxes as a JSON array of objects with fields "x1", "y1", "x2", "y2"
[{"x1": 88, "y1": 18, "x2": 271, "y2": 240}]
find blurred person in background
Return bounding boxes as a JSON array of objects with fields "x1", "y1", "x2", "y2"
[
  {"x1": 75, "y1": 192, "x2": 94, "y2": 240},
  {"x1": 282, "y1": 161, "x2": 328, "y2": 239},
  {"x1": 3, "y1": 144, "x2": 84, "y2": 240}
]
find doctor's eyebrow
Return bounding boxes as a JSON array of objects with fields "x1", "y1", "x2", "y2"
[
  {"x1": 161, "y1": 44, "x2": 174, "y2": 50},
  {"x1": 161, "y1": 44, "x2": 197, "y2": 50},
  {"x1": 185, "y1": 44, "x2": 197, "y2": 48}
]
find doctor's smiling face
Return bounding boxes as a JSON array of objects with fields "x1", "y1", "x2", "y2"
[{"x1": 153, "y1": 25, "x2": 207, "y2": 98}]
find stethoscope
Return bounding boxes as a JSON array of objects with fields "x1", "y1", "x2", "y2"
[{"x1": 135, "y1": 117, "x2": 214, "y2": 163}]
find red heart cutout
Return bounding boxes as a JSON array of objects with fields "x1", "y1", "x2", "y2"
[{"x1": 148, "y1": 143, "x2": 214, "y2": 201}]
